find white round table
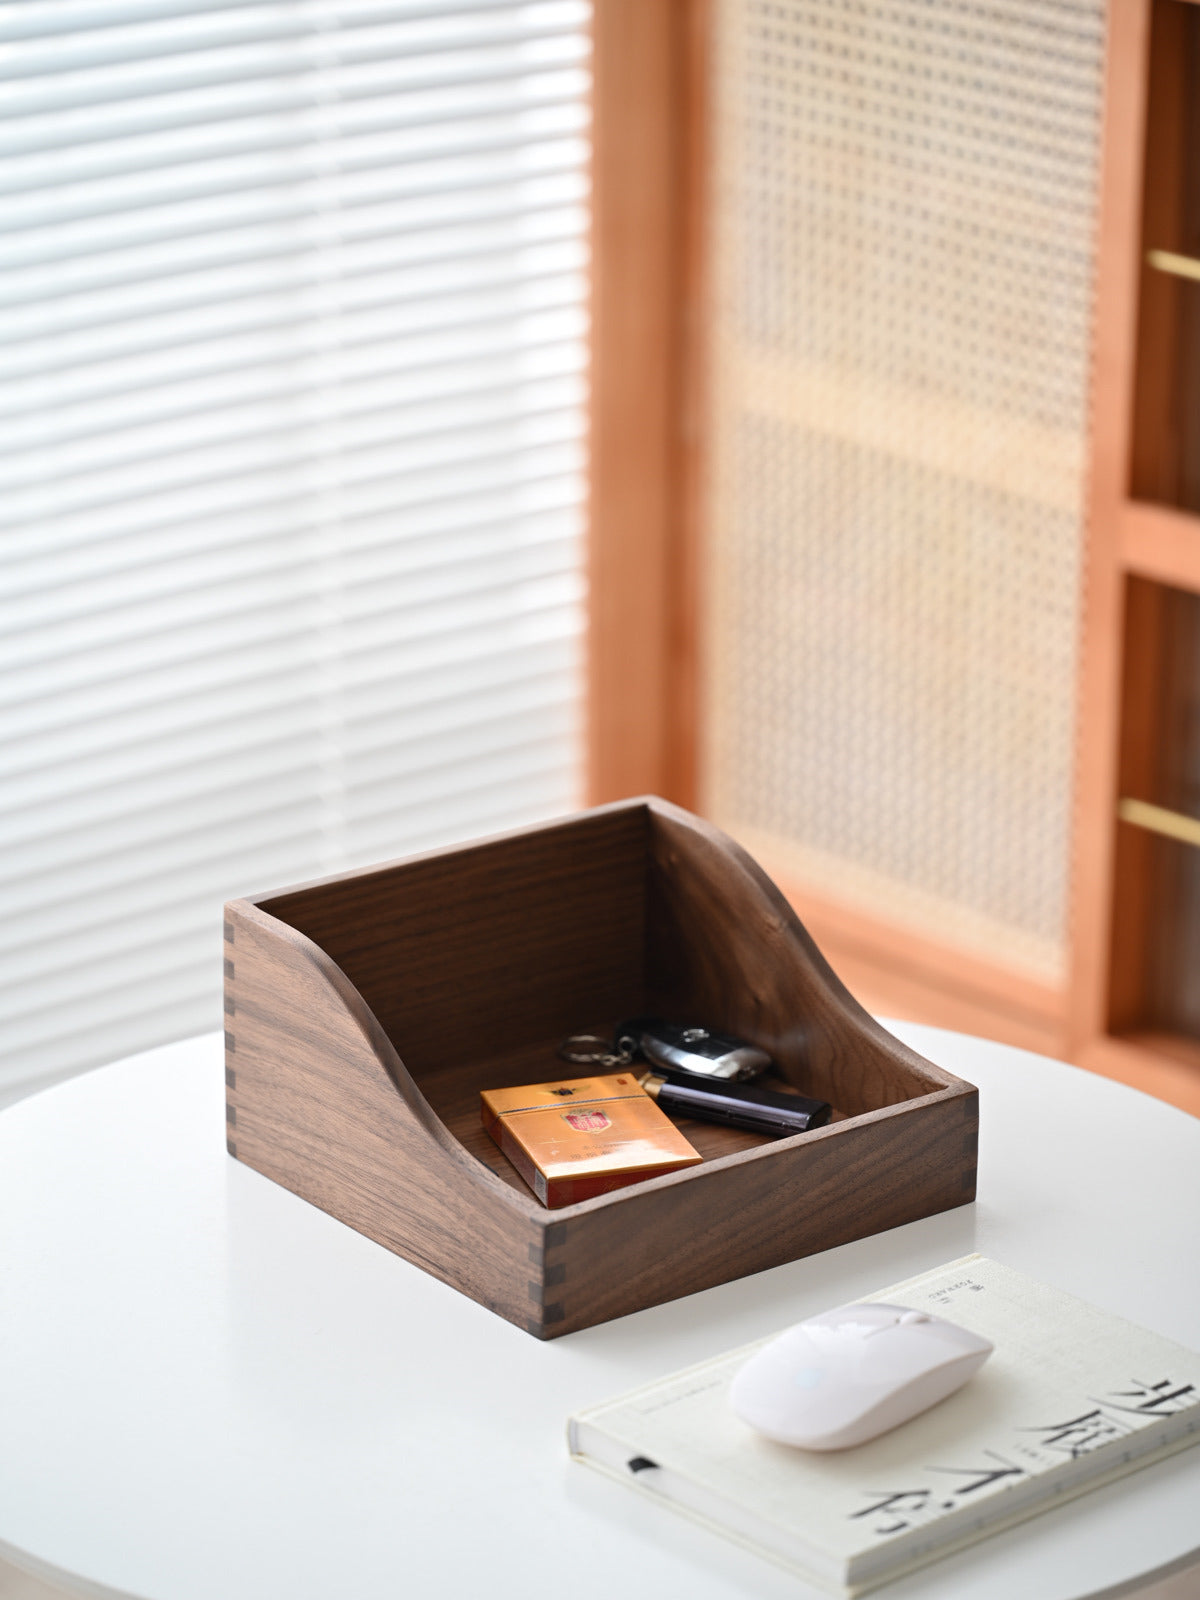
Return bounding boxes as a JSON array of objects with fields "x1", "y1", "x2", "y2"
[{"x1": 1, "y1": 1023, "x2": 1197, "y2": 1600}]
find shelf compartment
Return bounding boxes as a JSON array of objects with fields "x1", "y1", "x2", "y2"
[
  {"x1": 1130, "y1": 0, "x2": 1200, "y2": 514},
  {"x1": 1109, "y1": 579, "x2": 1200, "y2": 1042}
]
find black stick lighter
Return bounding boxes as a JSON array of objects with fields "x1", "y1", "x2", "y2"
[{"x1": 637, "y1": 1067, "x2": 831, "y2": 1138}]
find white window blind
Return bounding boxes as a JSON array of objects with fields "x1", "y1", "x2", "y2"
[{"x1": 0, "y1": 0, "x2": 591, "y2": 1101}]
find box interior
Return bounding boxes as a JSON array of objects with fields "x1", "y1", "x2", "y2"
[{"x1": 259, "y1": 802, "x2": 948, "y2": 1198}]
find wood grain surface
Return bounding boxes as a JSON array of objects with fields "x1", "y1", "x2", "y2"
[
  {"x1": 587, "y1": 0, "x2": 710, "y2": 809},
  {"x1": 226, "y1": 799, "x2": 977, "y2": 1338},
  {"x1": 587, "y1": 0, "x2": 681, "y2": 804},
  {"x1": 1069, "y1": 0, "x2": 1153, "y2": 1060}
]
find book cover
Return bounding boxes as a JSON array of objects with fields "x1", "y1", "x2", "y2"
[{"x1": 568, "y1": 1256, "x2": 1200, "y2": 1595}]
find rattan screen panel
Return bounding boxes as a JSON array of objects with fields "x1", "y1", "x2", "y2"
[{"x1": 704, "y1": 0, "x2": 1106, "y2": 979}]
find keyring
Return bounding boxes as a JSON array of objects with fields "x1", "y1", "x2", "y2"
[{"x1": 558, "y1": 1032, "x2": 636, "y2": 1068}]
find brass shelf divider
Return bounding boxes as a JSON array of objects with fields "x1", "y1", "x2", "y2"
[
  {"x1": 1117, "y1": 796, "x2": 1200, "y2": 849},
  {"x1": 1146, "y1": 248, "x2": 1200, "y2": 283}
]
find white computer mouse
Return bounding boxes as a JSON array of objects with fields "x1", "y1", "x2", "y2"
[{"x1": 729, "y1": 1301, "x2": 993, "y2": 1450}]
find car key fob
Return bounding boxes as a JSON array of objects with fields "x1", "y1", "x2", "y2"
[{"x1": 615, "y1": 1018, "x2": 772, "y2": 1081}]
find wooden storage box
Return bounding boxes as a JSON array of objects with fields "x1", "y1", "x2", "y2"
[{"x1": 223, "y1": 798, "x2": 978, "y2": 1338}]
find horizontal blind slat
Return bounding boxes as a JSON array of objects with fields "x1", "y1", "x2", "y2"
[
  {"x1": 0, "y1": 223, "x2": 586, "y2": 350},
  {"x1": 0, "y1": 96, "x2": 586, "y2": 205},
  {"x1": 1, "y1": 442, "x2": 582, "y2": 566},
  {"x1": 0, "y1": 168, "x2": 589, "y2": 274},
  {"x1": 1, "y1": 397, "x2": 586, "y2": 542},
  {"x1": 3, "y1": 707, "x2": 580, "y2": 867},
  {"x1": 2, "y1": 542, "x2": 583, "y2": 680},
  {"x1": 0, "y1": 734, "x2": 579, "y2": 938},
  {"x1": 0, "y1": 28, "x2": 588, "y2": 123},
  {"x1": 0, "y1": 67, "x2": 590, "y2": 172},
  {"x1": 3, "y1": 3, "x2": 585, "y2": 72},
  {"x1": 3, "y1": 692, "x2": 580, "y2": 887},
  {"x1": 0, "y1": 357, "x2": 587, "y2": 491},
  {"x1": 0, "y1": 131, "x2": 589, "y2": 240},
  {"x1": 3, "y1": 635, "x2": 580, "y2": 831},
  {"x1": 3, "y1": 538, "x2": 583, "y2": 713},
  {"x1": 0, "y1": 2, "x2": 530, "y2": 46},
  {"x1": 2, "y1": 487, "x2": 580, "y2": 607},
  {"x1": 0, "y1": 473, "x2": 581, "y2": 605},
  {"x1": 0, "y1": 313, "x2": 588, "y2": 457},
  {"x1": 0, "y1": 234, "x2": 585, "y2": 341}
]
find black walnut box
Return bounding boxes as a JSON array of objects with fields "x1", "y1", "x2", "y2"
[{"x1": 223, "y1": 798, "x2": 978, "y2": 1338}]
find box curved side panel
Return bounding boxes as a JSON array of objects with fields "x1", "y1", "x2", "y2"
[
  {"x1": 645, "y1": 800, "x2": 967, "y2": 1114},
  {"x1": 222, "y1": 899, "x2": 545, "y2": 1329}
]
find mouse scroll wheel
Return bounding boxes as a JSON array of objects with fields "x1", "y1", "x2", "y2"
[{"x1": 898, "y1": 1311, "x2": 930, "y2": 1325}]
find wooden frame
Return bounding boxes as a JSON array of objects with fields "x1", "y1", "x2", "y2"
[
  {"x1": 1070, "y1": 0, "x2": 1200, "y2": 1114},
  {"x1": 1069, "y1": 0, "x2": 1155, "y2": 1063},
  {"x1": 586, "y1": 0, "x2": 1073, "y2": 1063},
  {"x1": 587, "y1": 0, "x2": 708, "y2": 808},
  {"x1": 587, "y1": 0, "x2": 1200, "y2": 1113}
]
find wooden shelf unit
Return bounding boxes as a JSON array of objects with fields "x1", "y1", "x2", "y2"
[
  {"x1": 1072, "y1": 0, "x2": 1200, "y2": 1111},
  {"x1": 586, "y1": 0, "x2": 1200, "y2": 1116}
]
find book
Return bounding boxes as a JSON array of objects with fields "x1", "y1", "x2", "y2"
[{"x1": 568, "y1": 1255, "x2": 1200, "y2": 1596}]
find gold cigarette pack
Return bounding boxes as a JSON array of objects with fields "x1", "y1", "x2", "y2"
[{"x1": 480, "y1": 1072, "x2": 702, "y2": 1208}]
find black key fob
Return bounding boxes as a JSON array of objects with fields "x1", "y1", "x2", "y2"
[{"x1": 615, "y1": 1018, "x2": 772, "y2": 1082}]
